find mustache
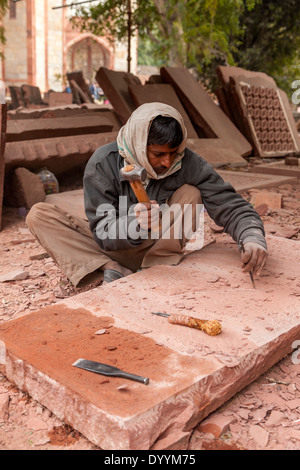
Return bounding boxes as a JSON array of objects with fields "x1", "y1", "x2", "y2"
[{"x1": 154, "y1": 165, "x2": 167, "y2": 171}]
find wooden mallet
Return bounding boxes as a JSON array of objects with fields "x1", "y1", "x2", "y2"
[{"x1": 120, "y1": 164, "x2": 150, "y2": 203}]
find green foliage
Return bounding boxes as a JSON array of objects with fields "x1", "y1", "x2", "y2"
[
  {"x1": 71, "y1": 0, "x2": 159, "y2": 44},
  {"x1": 0, "y1": 0, "x2": 8, "y2": 47},
  {"x1": 71, "y1": 0, "x2": 300, "y2": 93},
  {"x1": 233, "y1": 0, "x2": 300, "y2": 94}
]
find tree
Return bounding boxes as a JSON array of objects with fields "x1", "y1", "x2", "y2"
[
  {"x1": 71, "y1": 0, "x2": 299, "y2": 93},
  {"x1": 0, "y1": 0, "x2": 8, "y2": 48},
  {"x1": 233, "y1": 0, "x2": 300, "y2": 93},
  {"x1": 72, "y1": 1, "x2": 258, "y2": 66}
]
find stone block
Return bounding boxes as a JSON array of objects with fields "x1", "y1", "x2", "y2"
[
  {"x1": 69, "y1": 79, "x2": 92, "y2": 105},
  {"x1": 285, "y1": 156, "x2": 299, "y2": 166},
  {"x1": 9, "y1": 86, "x2": 26, "y2": 109},
  {"x1": 251, "y1": 161, "x2": 300, "y2": 179},
  {"x1": 4, "y1": 131, "x2": 119, "y2": 176},
  {"x1": 6, "y1": 115, "x2": 113, "y2": 142},
  {"x1": 21, "y1": 85, "x2": 47, "y2": 107},
  {"x1": 47, "y1": 92, "x2": 73, "y2": 107},
  {"x1": 216, "y1": 65, "x2": 277, "y2": 89},
  {"x1": 96, "y1": 67, "x2": 141, "y2": 124},
  {"x1": 37, "y1": 171, "x2": 298, "y2": 228},
  {"x1": 250, "y1": 191, "x2": 282, "y2": 210},
  {"x1": 160, "y1": 66, "x2": 252, "y2": 157},
  {"x1": 128, "y1": 83, "x2": 198, "y2": 139},
  {"x1": 67, "y1": 71, "x2": 94, "y2": 104},
  {"x1": 228, "y1": 75, "x2": 300, "y2": 157},
  {"x1": 8, "y1": 167, "x2": 46, "y2": 209},
  {"x1": 0, "y1": 235, "x2": 299, "y2": 449},
  {"x1": 187, "y1": 138, "x2": 247, "y2": 167},
  {"x1": 198, "y1": 414, "x2": 237, "y2": 437},
  {"x1": 216, "y1": 170, "x2": 297, "y2": 192},
  {"x1": 216, "y1": 66, "x2": 277, "y2": 138}
]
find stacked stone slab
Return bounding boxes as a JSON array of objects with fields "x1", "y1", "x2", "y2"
[
  {"x1": 21, "y1": 85, "x2": 48, "y2": 107},
  {"x1": 216, "y1": 66, "x2": 300, "y2": 158},
  {"x1": 9, "y1": 85, "x2": 48, "y2": 110},
  {"x1": 7, "y1": 104, "x2": 119, "y2": 124},
  {"x1": 67, "y1": 71, "x2": 94, "y2": 105},
  {"x1": 9, "y1": 86, "x2": 26, "y2": 109},
  {"x1": 160, "y1": 66, "x2": 252, "y2": 157},
  {"x1": 128, "y1": 83, "x2": 199, "y2": 139},
  {"x1": 4, "y1": 131, "x2": 119, "y2": 177},
  {"x1": 96, "y1": 67, "x2": 141, "y2": 124},
  {"x1": 1, "y1": 100, "x2": 121, "y2": 224},
  {"x1": 46, "y1": 92, "x2": 73, "y2": 107},
  {"x1": 6, "y1": 115, "x2": 113, "y2": 142},
  {"x1": 96, "y1": 66, "x2": 250, "y2": 166}
]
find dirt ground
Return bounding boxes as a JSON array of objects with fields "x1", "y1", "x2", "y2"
[{"x1": 0, "y1": 166, "x2": 299, "y2": 450}]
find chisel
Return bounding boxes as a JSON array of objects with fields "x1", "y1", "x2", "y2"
[
  {"x1": 73, "y1": 359, "x2": 149, "y2": 385},
  {"x1": 151, "y1": 312, "x2": 221, "y2": 336},
  {"x1": 240, "y1": 241, "x2": 256, "y2": 289}
]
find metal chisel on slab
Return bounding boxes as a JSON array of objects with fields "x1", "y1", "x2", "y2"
[{"x1": 73, "y1": 359, "x2": 149, "y2": 385}]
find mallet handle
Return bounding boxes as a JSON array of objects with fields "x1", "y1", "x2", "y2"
[
  {"x1": 168, "y1": 314, "x2": 222, "y2": 336},
  {"x1": 130, "y1": 181, "x2": 151, "y2": 203}
]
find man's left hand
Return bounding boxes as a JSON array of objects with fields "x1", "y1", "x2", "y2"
[{"x1": 241, "y1": 242, "x2": 268, "y2": 276}]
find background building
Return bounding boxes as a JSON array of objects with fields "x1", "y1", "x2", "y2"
[{"x1": 0, "y1": 0, "x2": 137, "y2": 94}]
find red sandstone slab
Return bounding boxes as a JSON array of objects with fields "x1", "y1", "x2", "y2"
[
  {"x1": 216, "y1": 65, "x2": 277, "y2": 89},
  {"x1": 48, "y1": 92, "x2": 73, "y2": 107},
  {"x1": 251, "y1": 161, "x2": 300, "y2": 179},
  {"x1": 187, "y1": 138, "x2": 247, "y2": 167},
  {"x1": 96, "y1": 67, "x2": 141, "y2": 124},
  {"x1": 216, "y1": 66, "x2": 277, "y2": 137},
  {"x1": 6, "y1": 115, "x2": 113, "y2": 142},
  {"x1": 4, "y1": 131, "x2": 118, "y2": 175},
  {"x1": 67, "y1": 71, "x2": 94, "y2": 104},
  {"x1": 160, "y1": 66, "x2": 252, "y2": 157},
  {"x1": 128, "y1": 83, "x2": 198, "y2": 139},
  {"x1": 41, "y1": 169, "x2": 297, "y2": 221},
  {"x1": 229, "y1": 75, "x2": 300, "y2": 157},
  {"x1": 0, "y1": 235, "x2": 299, "y2": 450},
  {"x1": 21, "y1": 85, "x2": 47, "y2": 107},
  {"x1": 8, "y1": 104, "x2": 114, "y2": 120},
  {"x1": 216, "y1": 169, "x2": 297, "y2": 191}
]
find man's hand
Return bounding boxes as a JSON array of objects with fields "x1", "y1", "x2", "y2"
[
  {"x1": 134, "y1": 200, "x2": 160, "y2": 231},
  {"x1": 241, "y1": 242, "x2": 268, "y2": 276}
]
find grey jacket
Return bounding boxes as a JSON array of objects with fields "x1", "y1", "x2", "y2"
[{"x1": 83, "y1": 141, "x2": 267, "y2": 252}]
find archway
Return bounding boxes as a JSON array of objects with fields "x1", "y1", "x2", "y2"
[{"x1": 67, "y1": 36, "x2": 111, "y2": 83}]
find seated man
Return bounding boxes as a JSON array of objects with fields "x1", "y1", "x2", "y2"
[{"x1": 26, "y1": 102, "x2": 268, "y2": 286}]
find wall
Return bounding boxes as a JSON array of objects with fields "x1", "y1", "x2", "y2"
[{"x1": 0, "y1": 0, "x2": 137, "y2": 96}]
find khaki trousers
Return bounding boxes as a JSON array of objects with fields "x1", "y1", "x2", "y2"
[{"x1": 26, "y1": 184, "x2": 202, "y2": 287}]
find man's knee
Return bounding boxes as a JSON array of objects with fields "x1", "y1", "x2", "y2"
[
  {"x1": 170, "y1": 184, "x2": 202, "y2": 205},
  {"x1": 26, "y1": 202, "x2": 52, "y2": 229}
]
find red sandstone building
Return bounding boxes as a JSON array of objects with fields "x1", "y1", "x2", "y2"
[{"x1": 0, "y1": 0, "x2": 137, "y2": 94}]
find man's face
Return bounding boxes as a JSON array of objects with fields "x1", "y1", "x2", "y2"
[{"x1": 147, "y1": 144, "x2": 179, "y2": 175}]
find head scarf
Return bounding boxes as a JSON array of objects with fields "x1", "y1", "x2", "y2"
[{"x1": 117, "y1": 102, "x2": 187, "y2": 180}]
